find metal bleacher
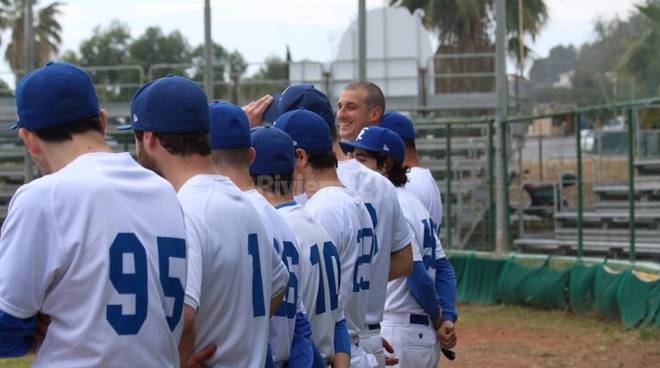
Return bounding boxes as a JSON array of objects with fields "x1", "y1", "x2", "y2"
[
  {"x1": 413, "y1": 120, "x2": 491, "y2": 250},
  {"x1": 515, "y1": 157, "x2": 660, "y2": 260}
]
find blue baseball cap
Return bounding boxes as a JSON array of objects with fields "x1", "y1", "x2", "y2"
[
  {"x1": 380, "y1": 112, "x2": 416, "y2": 140},
  {"x1": 267, "y1": 84, "x2": 336, "y2": 132},
  {"x1": 340, "y1": 126, "x2": 406, "y2": 163},
  {"x1": 14, "y1": 62, "x2": 100, "y2": 130},
  {"x1": 209, "y1": 101, "x2": 250, "y2": 149},
  {"x1": 120, "y1": 75, "x2": 209, "y2": 133},
  {"x1": 250, "y1": 126, "x2": 295, "y2": 176},
  {"x1": 262, "y1": 93, "x2": 282, "y2": 123},
  {"x1": 274, "y1": 109, "x2": 332, "y2": 152}
]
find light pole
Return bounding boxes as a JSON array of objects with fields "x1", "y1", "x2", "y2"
[
  {"x1": 204, "y1": 0, "x2": 214, "y2": 100},
  {"x1": 495, "y1": 0, "x2": 509, "y2": 253},
  {"x1": 357, "y1": 0, "x2": 367, "y2": 82},
  {"x1": 24, "y1": 0, "x2": 35, "y2": 182}
]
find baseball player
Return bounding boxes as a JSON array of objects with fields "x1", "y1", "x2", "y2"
[
  {"x1": 208, "y1": 102, "x2": 315, "y2": 367},
  {"x1": 124, "y1": 76, "x2": 289, "y2": 367},
  {"x1": 0, "y1": 63, "x2": 187, "y2": 367},
  {"x1": 274, "y1": 109, "x2": 376, "y2": 368},
  {"x1": 247, "y1": 84, "x2": 415, "y2": 367},
  {"x1": 250, "y1": 126, "x2": 351, "y2": 368},
  {"x1": 341, "y1": 126, "x2": 446, "y2": 368},
  {"x1": 380, "y1": 112, "x2": 458, "y2": 349}
]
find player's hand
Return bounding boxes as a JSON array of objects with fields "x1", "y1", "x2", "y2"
[
  {"x1": 382, "y1": 337, "x2": 399, "y2": 366},
  {"x1": 436, "y1": 320, "x2": 457, "y2": 349},
  {"x1": 242, "y1": 95, "x2": 273, "y2": 128},
  {"x1": 187, "y1": 344, "x2": 217, "y2": 368},
  {"x1": 31, "y1": 313, "x2": 50, "y2": 353}
]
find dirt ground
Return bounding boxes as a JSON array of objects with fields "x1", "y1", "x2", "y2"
[
  {"x1": 2, "y1": 303, "x2": 659, "y2": 368},
  {"x1": 444, "y1": 304, "x2": 660, "y2": 368}
]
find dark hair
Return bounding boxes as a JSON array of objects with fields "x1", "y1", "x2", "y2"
[
  {"x1": 345, "y1": 82, "x2": 386, "y2": 112},
  {"x1": 33, "y1": 115, "x2": 103, "y2": 142},
  {"x1": 363, "y1": 150, "x2": 408, "y2": 187},
  {"x1": 307, "y1": 150, "x2": 338, "y2": 170},
  {"x1": 134, "y1": 130, "x2": 210, "y2": 156},
  {"x1": 211, "y1": 147, "x2": 252, "y2": 168},
  {"x1": 403, "y1": 138, "x2": 416, "y2": 151},
  {"x1": 252, "y1": 173, "x2": 294, "y2": 196}
]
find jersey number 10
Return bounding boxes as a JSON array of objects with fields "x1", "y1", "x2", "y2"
[{"x1": 106, "y1": 233, "x2": 186, "y2": 336}]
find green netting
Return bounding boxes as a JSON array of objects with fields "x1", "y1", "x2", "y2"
[
  {"x1": 448, "y1": 253, "x2": 660, "y2": 330},
  {"x1": 519, "y1": 263, "x2": 570, "y2": 309},
  {"x1": 616, "y1": 271, "x2": 654, "y2": 330},
  {"x1": 455, "y1": 255, "x2": 506, "y2": 304},
  {"x1": 642, "y1": 281, "x2": 660, "y2": 328},
  {"x1": 593, "y1": 265, "x2": 623, "y2": 320},
  {"x1": 498, "y1": 258, "x2": 537, "y2": 305},
  {"x1": 569, "y1": 262, "x2": 598, "y2": 314},
  {"x1": 449, "y1": 255, "x2": 468, "y2": 287}
]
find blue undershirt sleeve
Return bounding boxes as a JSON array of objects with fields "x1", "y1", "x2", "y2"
[
  {"x1": 0, "y1": 309, "x2": 36, "y2": 358},
  {"x1": 333, "y1": 319, "x2": 350, "y2": 356},
  {"x1": 289, "y1": 312, "x2": 313, "y2": 367},
  {"x1": 435, "y1": 257, "x2": 458, "y2": 322},
  {"x1": 407, "y1": 261, "x2": 440, "y2": 321}
]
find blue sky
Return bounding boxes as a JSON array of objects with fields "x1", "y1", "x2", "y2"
[{"x1": 0, "y1": 0, "x2": 645, "y2": 80}]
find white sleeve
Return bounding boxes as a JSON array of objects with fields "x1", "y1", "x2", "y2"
[
  {"x1": 183, "y1": 214, "x2": 204, "y2": 310},
  {"x1": 409, "y1": 222, "x2": 423, "y2": 262},
  {"x1": 269, "y1": 237, "x2": 289, "y2": 298},
  {"x1": 391, "y1": 200, "x2": 414, "y2": 253},
  {"x1": 0, "y1": 186, "x2": 63, "y2": 318}
]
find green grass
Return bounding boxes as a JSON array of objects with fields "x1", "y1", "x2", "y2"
[{"x1": 0, "y1": 356, "x2": 32, "y2": 367}]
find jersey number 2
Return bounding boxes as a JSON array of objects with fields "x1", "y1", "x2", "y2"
[{"x1": 106, "y1": 233, "x2": 186, "y2": 335}]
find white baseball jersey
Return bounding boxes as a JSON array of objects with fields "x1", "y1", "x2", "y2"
[
  {"x1": 385, "y1": 188, "x2": 444, "y2": 315},
  {"x1": 304, "y1": 186, "x2": 375, "y2": 338},
  {"x1": 179, "y1": 175, "x2": 289, "y2": 368},
  {"x1": 0, "y1": 152, "x2": 187, "y2": 368},
  {"x1": 405, "y1": 167, "x2": 443, "y2": 232},
  {"x1": 243, "y1": 190, "x2": 304, "y2": 364},
  {"x1": 277, "y1": 202, "x2": 343, "y2": 360},
  {"x1": 337, "y1": 159, "x2": 412, "y2": 325}
]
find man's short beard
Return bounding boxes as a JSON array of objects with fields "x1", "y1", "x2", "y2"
[{"x1": 136, "y1": 141, "x2": 163, "y2": 177}]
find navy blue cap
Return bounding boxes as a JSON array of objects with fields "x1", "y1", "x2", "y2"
[
  {"x1": 250, "y1": 126, "x2": 295, "y2": 176},
  {"x1": 268, "y1": 84, "x2": 335, "y2": 132},
  {"x1": 120, "y1": 75, "x2": 209, "y2": 133},
  {"x1": 340, "y1": 126, "x2": 406, "y2": 163},
  {"x1": 209, "y1": 101, "x2": 250, "y2": 149},
  {"x1": 262, "y1": 93, "x2": 282, "y2": 123},
  {"x1": 380, "y1": 112, "x2": 416, "y2": 140},
  {"x1": 14, "y1": 62, "x2": 99, "y2": 130},
  {"x1": 274, "y1": 109, "x2": 332, "y2": 152}
]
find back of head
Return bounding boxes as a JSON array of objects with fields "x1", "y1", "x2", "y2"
[
  {"x1": 380, "y1": 111, "x2": 416, "y2": 150},
  {"x1": 209, "y1": 101, "x2": 252, "y2": 168},
  {"x1": 15, "y1": 62, "x2": 102, "y2": 142},
  {"x1": 266, "y1": 84, "x2": 336, "y2": 136},
  {"x1": 274, "y1": 109, "x2": 337, "y2": 170},
  {"x1": 250, "y1": 126, "x2": 296, "y2": 195},
  {"x1": 125, "y1": 75, "x2": 211, "y2": 157}
]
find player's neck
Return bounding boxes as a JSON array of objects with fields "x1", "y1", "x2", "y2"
[
  {"x1": 215, "y1": 165, "x2": 254, "y2": 192},
  {"x1": 404, "y1": 148, "x2": 422, "y2": 168},
  {"x1": 41, "y1": 133, "x2": 113, "y2": 173},
  {"x1": 303, "y1": 168, "x2": 343, "y2": 198},
  {"x1": 255, "y1": 188, "x2": 293, "y2": 208},
  {"x1": 161, "y1": 154, "x2": 217, "y2": 192}
]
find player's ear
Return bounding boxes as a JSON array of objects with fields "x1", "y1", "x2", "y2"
[
  {"x1": 18, "y1": 128, "x2": 41, "y2": 156},
  {"x1": 99, "y1": 110, "x2": 108, "y2": 136},
  {"x1": 249, "y1": 147, "x2": 256, "y2": 165},
  {"x1": 369, "y1": 106, "x2": 383, "y2": 125},
  {"x1": 294, "y1": 148, "x2": 307, "y2": 168}
]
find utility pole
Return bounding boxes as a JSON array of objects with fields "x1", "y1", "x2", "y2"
[
  {"x1": 357, "y1": 0, "x2": 367, "y2": 82},
  {"x1": 495, "y1": 0, "x2": 509, "y2": 253},
  {"x1": 24, "y1": 0, "x2": 34, "y2": 182},
  {"x1": 204, "y1": 0, "x2": 214, "y2": 100}
]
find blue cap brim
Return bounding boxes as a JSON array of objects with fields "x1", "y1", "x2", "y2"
[
  {"x1": 117, "y1": 124, "x2": 134, "y2": 131},
  {"x1": 262, "y1": 93, "x2": 281, "y2": 123},
  {"x1": 339, "y1": 141, "x2": 366, "y2": 153}
]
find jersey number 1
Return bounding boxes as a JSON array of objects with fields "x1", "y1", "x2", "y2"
[{"x1": 106, "y1": 233, "x2": 186, "y2": 336}]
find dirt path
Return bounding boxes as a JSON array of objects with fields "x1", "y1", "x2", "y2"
[{"x1": 443, "y1": 304, "x2": 660, "y2": 368}]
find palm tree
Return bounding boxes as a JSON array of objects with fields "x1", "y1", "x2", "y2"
[
  {"x1": 621, "y1": 2, "x2": 660, "y2": 98},
  {"x1": 1, "y1": 0, "x2": 63, "y2": 77},
  {"x1": 390, "y1": 0, "x2": 548, "y2": 94}
]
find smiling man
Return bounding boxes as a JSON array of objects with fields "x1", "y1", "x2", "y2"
[{"x1": 336, "y1": 82, "x2": 386, "y2": 142}]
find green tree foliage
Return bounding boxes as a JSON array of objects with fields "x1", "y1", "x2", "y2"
[
  {"x1": 0, "y1": 0, "x2": 63, "y2": 78},
  {"x1": 129, "y1": 26, "x2": 192, "y2": 78},
  {"x1": 621, "y1": 2, "x2": 660, "y2": 97}
]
